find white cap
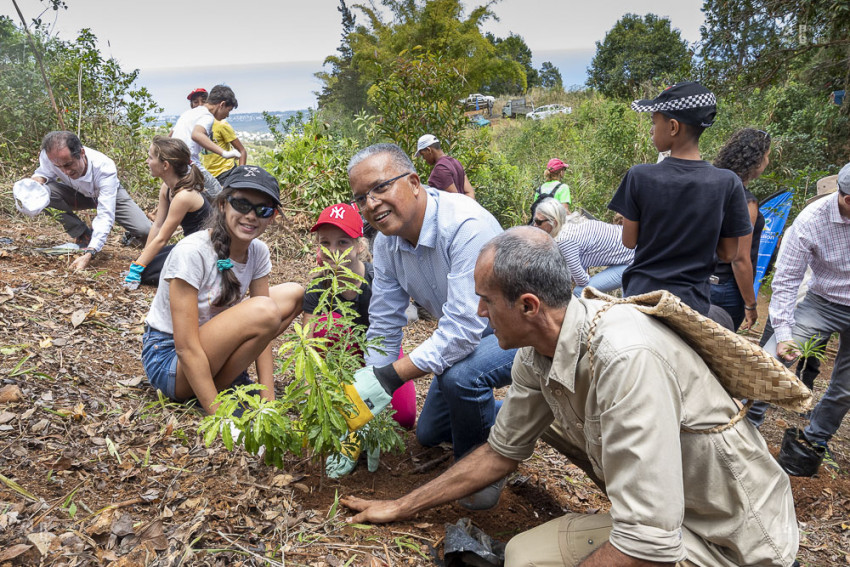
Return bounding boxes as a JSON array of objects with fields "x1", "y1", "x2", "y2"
[
  {"x1": 413, "y1": 134, "x2": 439, "y2": 157},
  {"x1": 13, "y1": 178, "x2": 50, "y2": 217},
  {"x1": 838, "y1": 162, "x2": 850, "y2": 195}
]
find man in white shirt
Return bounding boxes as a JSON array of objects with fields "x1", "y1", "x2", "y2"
[
  {"x1": 171, "y1": 84, "x2": 241, "y2": 197},
  {"x1": 748, "y1": 162, "x2": 850, "y2": 460},
  {"x1": 32, "y1": 131, "x2": 151, "y2": 271}
]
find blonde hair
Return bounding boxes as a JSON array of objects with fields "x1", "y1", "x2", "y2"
[
  {"x1": 544, "y1": 168, "x2": 566, "y2": 182},
  {"x1": 314, "y1": 233, "x2": 371, "y2": 264},
  {"x1": 534, "y1": 197, "x2": 568, "y2": 236}
]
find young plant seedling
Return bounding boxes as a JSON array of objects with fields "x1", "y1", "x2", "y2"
[{"x1": 200, "y1": 248, "x2": 405, "y2": 473}]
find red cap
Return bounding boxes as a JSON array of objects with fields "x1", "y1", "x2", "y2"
[
  {"x1": 546, "y1": 158, "x2": 568, "y2": 172},
  {"x1": 187, "y1": 88, "x2": 207, "y2": 101},
  {"x1": 310, "y1": 203, "x2": 363, "y2": 238}
]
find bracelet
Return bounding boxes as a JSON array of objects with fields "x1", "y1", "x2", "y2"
[{"x1": 744, "y1": 304, "x2": 757, "y2": 311}]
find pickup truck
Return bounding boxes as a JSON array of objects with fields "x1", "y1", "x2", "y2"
[
  {"x1": 460, "y1": 93, "x2": 495, "y2": 114},
  {"x1": 502, "y1": 97, "x2": 533, "y2": 118}
]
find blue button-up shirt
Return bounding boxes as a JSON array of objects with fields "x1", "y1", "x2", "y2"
[{"x1": 366, "y1": 187, "x2": 503, "y2": 375}]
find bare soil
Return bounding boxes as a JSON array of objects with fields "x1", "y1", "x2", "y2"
[{"x1": 1, "y1": 215, "x2": 848, "y2": 566}]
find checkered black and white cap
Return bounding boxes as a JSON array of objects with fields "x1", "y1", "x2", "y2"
[{"x1": 632, "y1": 82, "x2": 717, "y2": 127}]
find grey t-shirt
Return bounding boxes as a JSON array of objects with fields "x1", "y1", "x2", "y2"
[{"x1": 145, "y1": 230, "x2": 272, "y2": 333}]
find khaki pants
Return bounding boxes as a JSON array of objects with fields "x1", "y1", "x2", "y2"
[{"x1": 504, "y1": 513, "x2": 698, "y2": 567}]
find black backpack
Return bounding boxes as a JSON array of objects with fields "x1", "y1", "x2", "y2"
[{"x1": 528, "y1": 183, "x2": 564, "y2": 225}]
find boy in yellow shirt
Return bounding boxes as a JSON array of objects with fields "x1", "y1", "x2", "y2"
[{"x1": 202, "y1": 119, "x2": 246, "y2": 182}]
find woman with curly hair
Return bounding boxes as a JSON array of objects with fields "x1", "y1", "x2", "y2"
[{"x1": 711, "y1": 128, "x2": 771, "y2": 330}]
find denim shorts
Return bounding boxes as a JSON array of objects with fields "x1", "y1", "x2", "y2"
[{"x1": 142, "y1": 326, "x2": 182, "y2": 401}]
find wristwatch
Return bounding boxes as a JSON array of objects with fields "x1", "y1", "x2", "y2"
[{"x1": 83, "y1": 247, "x2": 97, "y2": 258}]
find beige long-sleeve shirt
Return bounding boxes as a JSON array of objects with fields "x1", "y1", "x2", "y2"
[{"x1": 490, "y1": 298, "x2": 798, "y2": 566}]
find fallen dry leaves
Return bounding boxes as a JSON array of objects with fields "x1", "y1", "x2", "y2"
[{"x1": 1, "y1": 216, "x2": 849, "y2": 566}]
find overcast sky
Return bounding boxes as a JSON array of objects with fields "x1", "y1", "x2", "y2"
[{"x1": 4, "y1": 0, "x2": 707, "y2": 113}]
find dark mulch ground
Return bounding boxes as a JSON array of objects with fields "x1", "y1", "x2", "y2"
[{"x1": 1, "y1": 213, "x2": 848, "y2": 566}]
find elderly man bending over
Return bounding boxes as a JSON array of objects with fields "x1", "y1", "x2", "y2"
[{"x1": 343, "y1": 226, "x2": 799, "y2": 567}]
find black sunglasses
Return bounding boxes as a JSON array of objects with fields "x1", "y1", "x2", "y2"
[
  {"x1": 227, "y1": 195, "x2": 276, "y2": 218},
  {"x1": 532, "y1": 217, "x2": 550, "y2": 226}
]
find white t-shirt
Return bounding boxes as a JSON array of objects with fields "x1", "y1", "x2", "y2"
[
  {"x1": 172, "y1": 106, "x2": 215, "y2": 167},
  {"x1": 33, "y1": 146, "x2": 120, "y2": 252},
  {"x1": 145, "y1": 230, "x2": 272, "y2": 334}
]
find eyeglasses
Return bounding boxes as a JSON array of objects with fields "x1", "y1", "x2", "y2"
[
  {"x1": 351, "y1": 172, "x2": 412, "y2": 208},
  {"x1": 532, "y1": 217, "x2": 550, "y2": 226},
  {"x1": 227, "y1": 195, "x2": 276, "y2": 218}
]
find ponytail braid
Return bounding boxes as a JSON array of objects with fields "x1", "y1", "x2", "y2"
[{"x1": 207, "y1": 188, "x2": 243, "y2": 307}]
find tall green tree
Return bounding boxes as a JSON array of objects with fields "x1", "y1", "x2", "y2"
[
  {"x1": 485, "y1": 32, "x2": 537, "y2": 94},
  {"x1": 699, "y1": 0, "x2": 850, "y2": 92},
  {"x1": 587, "y1": 13, "x2": 694, "y2": 99},
  {"x1": 315, "y1": 0, "x2": 368, "y2": 115},
  {"x1": 319, "y1": 0, "x2": 526, "y2": 100},
  {"x1": 539, "y1": 62, "x2": 563, "y2": 89}
]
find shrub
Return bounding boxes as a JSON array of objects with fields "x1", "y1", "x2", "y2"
[
  {"x1": 265, "y1": 116, "x2": 362, "y2": 217},
  {"x1": 367, "y1": 50, "x2": 469, "y2": 158}
]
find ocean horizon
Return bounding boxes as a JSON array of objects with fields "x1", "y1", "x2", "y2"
[{"x1": 139, "y1": 49, "x2": 594, "y2": 117}]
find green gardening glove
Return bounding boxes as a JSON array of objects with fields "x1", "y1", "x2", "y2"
[
  {"x1": 325, "y1": 428, "x2": 382, "y2": 478},
  {"x1": 327, "y1": 431, "x2": 363, "y2": 478},
  {"x1": 342, "y1": 366, "x2": 393, "y2": 431}
]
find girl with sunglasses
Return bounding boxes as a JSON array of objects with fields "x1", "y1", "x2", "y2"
[
  {"x1": 124, "y1": 136, "x2": 212, "y2": 288},
  {"x1": 142, "y1": 165, "x2": 303, "y2": 414}
]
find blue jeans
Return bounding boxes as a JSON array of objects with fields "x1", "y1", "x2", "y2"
[
  {"x1": 573, "y1": 264, "x2": 628, "y2": 297},
  {"x1": 710, "y1": 277, "x2": 745, "y2": 330},
  {"x1": 415, "y1": 333, "x2": 516, "y2": 459},
  {"x1": 747, "y1": 293, "x2": 850, "y2": 446},
  {"x1": 142, "y1": 326, "x2": 252, "y2": 403},
  {"x1": 142, "y1": 327, "x2": 182, "y2": 401}
]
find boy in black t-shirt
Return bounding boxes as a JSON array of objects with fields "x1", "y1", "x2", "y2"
[{"x1": 608, "y1": 82, "x2": 752, "y2": 324}]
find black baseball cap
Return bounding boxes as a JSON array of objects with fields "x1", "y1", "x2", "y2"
[
  {"x1": 632, "y1": 81, "x2": 717, "y2": 128},
  {"x1": 222, "y1": 165, "x2": 281, "y2": 206}
]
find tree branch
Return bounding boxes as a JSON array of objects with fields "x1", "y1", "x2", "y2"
[{"x1": 11, "y1": 0, "x2": 66, "y2": 131}]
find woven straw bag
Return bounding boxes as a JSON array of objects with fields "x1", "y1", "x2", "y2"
[{"x1": 582, "y1": 288, "x2": 812, "y2": 422}]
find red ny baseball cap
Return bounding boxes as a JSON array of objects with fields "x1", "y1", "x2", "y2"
[
  {"x1": 311, "y1": 203, "x2": 363, "y2": 238},
  {"x1": 187, "y1": 88, "x2": 207, "y2": 101}
]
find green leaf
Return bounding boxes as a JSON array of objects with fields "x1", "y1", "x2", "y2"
[{"x1": 221, "y1": 422, "x2": 234, "y2": 451}]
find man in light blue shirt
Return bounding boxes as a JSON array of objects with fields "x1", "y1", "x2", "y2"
[{"x1": 341, "y1": 143, "x2": 515, "y2": 508}]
